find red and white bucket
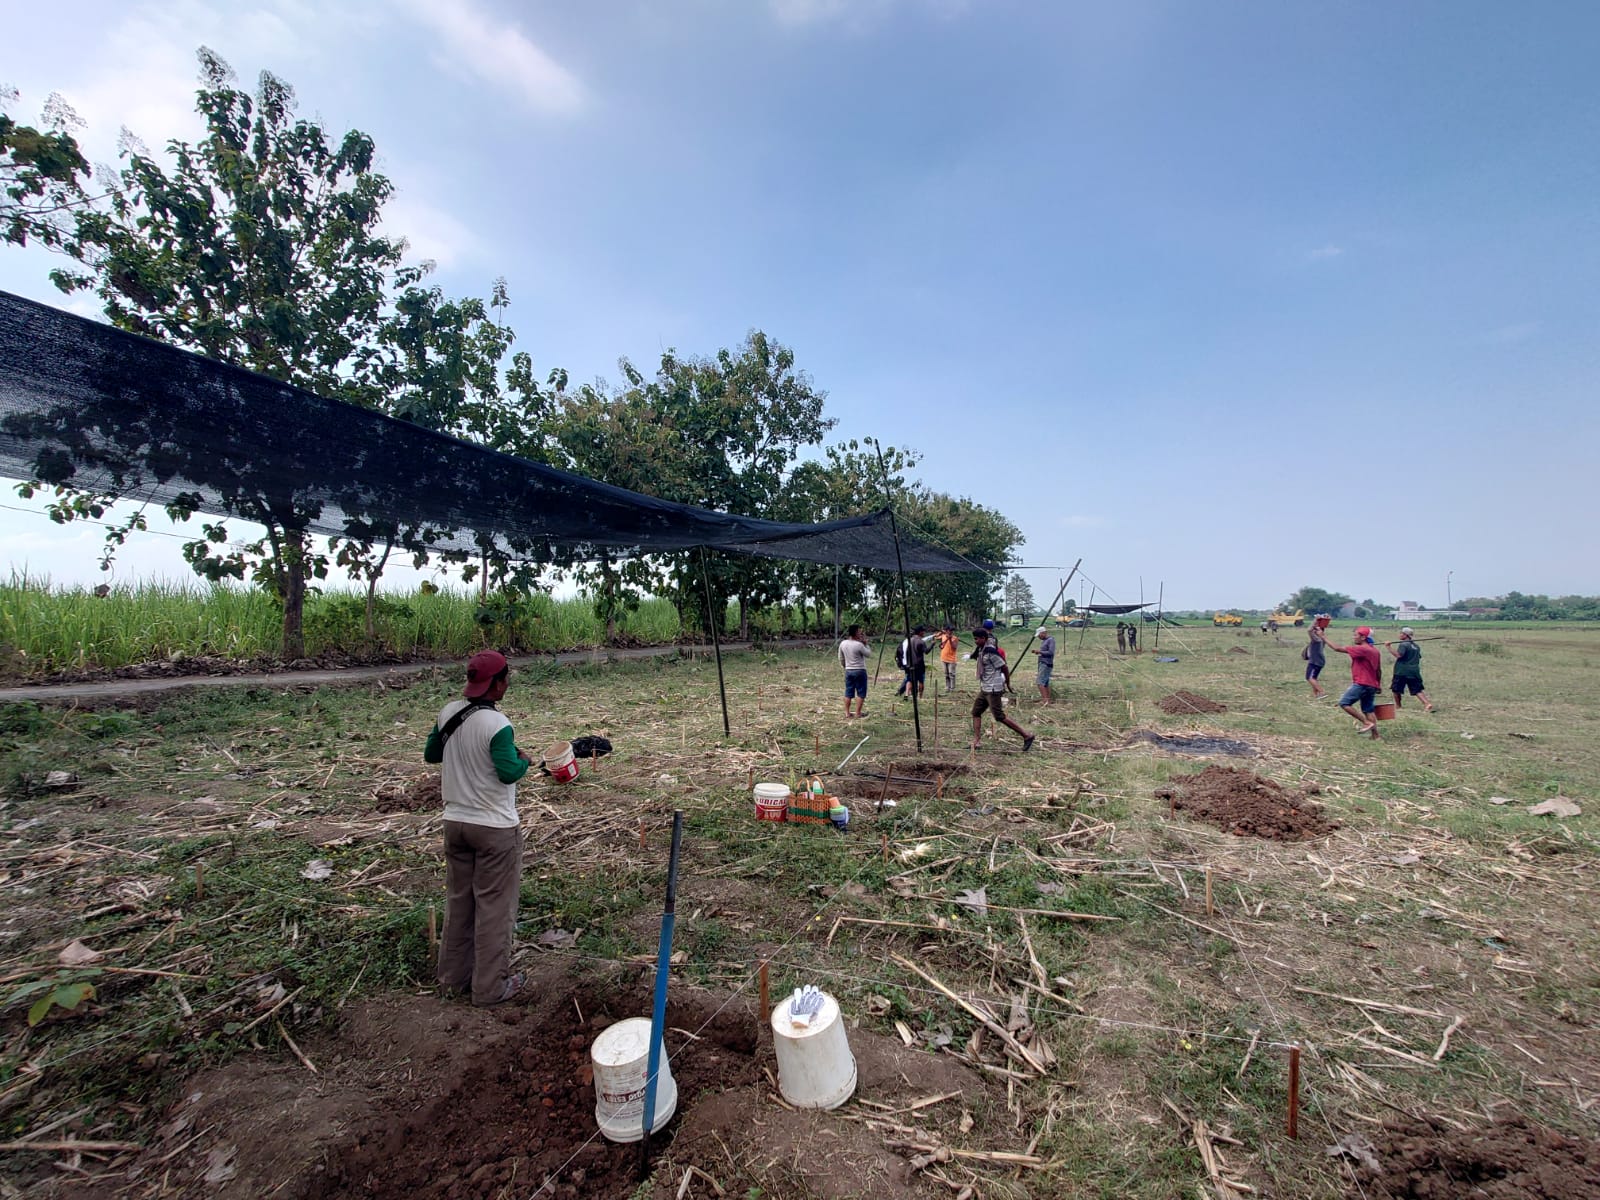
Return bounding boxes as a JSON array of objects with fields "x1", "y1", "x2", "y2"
[
  {"x1": 546, "y1": 742, "x2": 580, "y2": 783},
  {"x1": 754, "y1": 783, "x2": 789, "y2": 822}
]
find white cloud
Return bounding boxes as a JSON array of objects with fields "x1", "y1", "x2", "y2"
[
  {"x1": 1306, "y1": 244, "x2": 1344, "y2": 261},
  {"x1": 398, "y1": 0, "x2": 583, "y2": 115},
  {"x1": 381, "y1": 192, "x2": 482, "y2": 270},
  {"x1": 770, "y1": 0, "x2": 972, "y2": 30},
  {"x1": 1487, "y1": 321, "x2": 1539, "y2": 344}
]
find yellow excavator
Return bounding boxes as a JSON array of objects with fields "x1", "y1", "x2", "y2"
[{"x1": 1213, "y1": 612, "x2": 1243, "y2": 626}]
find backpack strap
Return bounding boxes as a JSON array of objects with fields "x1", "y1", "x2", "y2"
[{"x1": 436, "y1": 700, "x2": 497, "y2": 751}]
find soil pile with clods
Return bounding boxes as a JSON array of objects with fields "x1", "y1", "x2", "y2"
[
  {"x1": 1156, "y1": 691, "x2": 1226, "y2": 715},
  {"x1": 1349, "y1": 1115, "x2": 1600, "y2": 1199},
  {"x1": 375, "y1": 773, "x2": 441, "y2": 813},
  {"x1": 1155, "y1": 765, "x2": 1337, "y2": 842}
]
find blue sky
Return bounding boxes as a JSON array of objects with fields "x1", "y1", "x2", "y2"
[{"x1": 2, "y1": 0, "x2": 1596, "y2": 609}]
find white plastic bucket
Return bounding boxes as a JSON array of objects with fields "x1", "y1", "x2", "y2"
[
  {"x1": 753, "y1": 782, "x2": 789, "y2": 822},
  {"x1": 546, "y1": 742, "x2": 579, "y2": 783},
  {"x1": 591, "y1": 1017, "x2": 677, "y2": 1142},
  {"x1": 771, "y1": 991, "x2": 856, "y2": 1109}
]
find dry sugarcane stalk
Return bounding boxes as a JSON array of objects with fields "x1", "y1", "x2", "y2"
[
  {"x1": 1433, "y1": 1015, "x2": 1466, "y2": 1061},
  {"x1": 890, "y1": 953, "x2": 1047, "y2": 1074}
]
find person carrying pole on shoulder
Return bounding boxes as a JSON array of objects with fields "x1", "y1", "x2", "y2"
[
  {"x1": 1327, "y1": 625, "x2": 1383, "y2": 738},
  {"x1": 425, "y1": 650, "x2": 531, "y2": 1006},
  {"x1": 970, "y1": 629, "x2": 1035, "y2": 752},
  {"x1": 1385, "y1": 627, "x2": 1434, "y2": 712}
]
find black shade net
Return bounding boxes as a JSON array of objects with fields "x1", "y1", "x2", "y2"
[
  {"x1": 1081, "y1": 603, "x2": 1153, "y2": 614},
  {"x1": 0, "y1": 291, "x2": 980, "y2": 573}
]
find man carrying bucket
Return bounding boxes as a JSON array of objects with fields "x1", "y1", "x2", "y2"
[
  {"x1": 424, "y1": 650, "x2": 532, "y2": 1005},
  {"x1": 1326, "y1": 626, "x2": 1383, "y2": 739}
]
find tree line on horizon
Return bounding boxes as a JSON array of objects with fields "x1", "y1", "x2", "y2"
[{"x1": 0, "y1": 54, "x2": 1020, "y2": 658}]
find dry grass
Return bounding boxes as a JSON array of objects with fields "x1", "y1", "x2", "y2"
[{"x1": 2, "y1": 621, "x2": 1598, "y2": 1197}]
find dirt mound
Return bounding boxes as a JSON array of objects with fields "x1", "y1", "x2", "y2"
[
  {"x1": 309, "y1": 987, "x2": 761, "y2": 1200},
  {"x1": 1157, "y1": 691, "x2": 1226, "y2": 714},
  {"x1": 1227, "y1": 646, "x2": 1251, "y2": 654},
  {"x1": 1155, "y1": 765, "x2": 1337, "y2": 841},
  {"x1": 1351, "y1": 1115, "x2": 1600, "y2": 1198},
  {"x1": 375, "y1": 773, "x2": 441, "y2": 813}
]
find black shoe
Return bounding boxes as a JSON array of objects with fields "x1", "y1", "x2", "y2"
[{"x1": 1021, "y1": 735, "x2": 1036, "y2": 753}]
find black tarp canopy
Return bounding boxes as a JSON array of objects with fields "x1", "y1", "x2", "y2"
[
  {"x1": 0, "y1": 290, "x2": 979, "y2": 573},
  {"x1": 1080, "y1": 602, "x2": 1152, "y2": 614}
]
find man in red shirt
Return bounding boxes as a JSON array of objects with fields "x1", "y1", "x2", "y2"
[{"x1": 1327, "y1": 625, "x2": 1383, "y2": 738}]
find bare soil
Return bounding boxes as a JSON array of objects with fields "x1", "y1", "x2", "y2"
[
  {"x1": 1156, "y1": 690, "x2": 1226, "y2": 715},
  {"x1": 63, "y1": 963, "x2": 978, "y2": 1200},
  {"x1": 1154, "y1": 764, "x2": 1338, "y2": 841},
  {"x1": 1352, "y1": 1116, "x2": 1600, "y2": 1199},
  {"x1": 375, "y1": 773, "x2": 441, "y2": 813}
]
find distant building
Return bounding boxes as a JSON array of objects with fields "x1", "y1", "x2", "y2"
[
  {"x1": 1336, "y1": 602, "x2": 1359, "y2": 618},
  {"x1": 1388, "y1": 600, "x2": 1454, "y2": 621}
]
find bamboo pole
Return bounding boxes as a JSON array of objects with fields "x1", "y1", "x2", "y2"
[
  {"x1": 1287, "y1": 1046, "x2": 1300, "y2": 1138},
  {"x1": 698, "y1": 547, "x2": 730, "y2": 737}
]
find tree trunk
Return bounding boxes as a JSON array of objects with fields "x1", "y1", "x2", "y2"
[
  {"x1": 365, "y1": 540, "x2": 393, "y2": 646},
  {"x1": 738, "y1": 592, "x2": 750, "y2": 641},
  {"x1": 281, "y1": 529, "x2": 308, "y2": 660}
]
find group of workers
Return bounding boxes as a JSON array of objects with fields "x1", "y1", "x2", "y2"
[
  {"x1": 838, "y1": 620, "x2": 1045, "y2": 750},
  {"x1": 1303, "y1": 614, "x2": 1433, "y2": 738},
  {"x1": 421, "y1": 612, "x2": 1440, "y2": 1008}
]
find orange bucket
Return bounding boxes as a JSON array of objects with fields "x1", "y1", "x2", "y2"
[{"x1": 1373, "y1": 703, "x2": 1397, "y2": 721}]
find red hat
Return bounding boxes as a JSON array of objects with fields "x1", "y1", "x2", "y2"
[
  {"x1": 464, "y1": 650, "x2": 508, "y2": 698},
  {"x1": 1354, "y1": 626, "x2": 1372, "y2": 639}
]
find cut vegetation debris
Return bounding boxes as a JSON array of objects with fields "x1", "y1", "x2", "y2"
[{"x1": 2, "y1": 623, "x2": 1599, "y2": 1199}]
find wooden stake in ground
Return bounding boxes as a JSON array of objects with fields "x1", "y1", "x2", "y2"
[
  {"x1": 936, "y1": 773, "x2": 945, "y2": 800},
  {"x1": 1287, "y1": 1046, "x2": 1300, "y2": 1138},
  {"x1": 427, "y1": 906, "x2": 437, "y2": 954},
  {"x1": 194, "y1": 862, "x2": 204, "y2": 901},
  {"x1": 881, "y1": 832, "x2": 889, "y2": 864},
  {"x1": 759, "y1": 961, "x2": 770, "y2": 1022},
  {"x1": 1205, "y1": 868, "x2": 1214, "y2": 917},
  {"x1": 878, "y1": 764, "x2": 893, "y2": 814}
]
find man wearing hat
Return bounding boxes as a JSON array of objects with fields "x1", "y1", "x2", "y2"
[
  {"x1": 970, "y1": 628, "x2": 1036, "y2": 752},
  {"x1": 1304, "y1": 614, "x2": 1331, "y2": 699},
  {"x1": 424, "y1": 650, "x2": 533, "y2": 1005},
  {"x1": 1385, "y1": 628, "x2": 1434, "y2": 712},
  {"x1": 1326, "y1": 626, "x2": 1384, "y2": 738},
  {"x1": 1034, "y1": 626, "x2": 1056, "y2": 705}
]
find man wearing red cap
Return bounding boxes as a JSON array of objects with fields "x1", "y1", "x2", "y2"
[
  {"x1": 1327, "y1": 626, "x2": 1383, "y2": 738},
  {"x1": 424, "y1": 650, "x2": 532, "y2": 1004}
]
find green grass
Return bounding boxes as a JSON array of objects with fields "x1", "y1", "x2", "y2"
[{"x1": 2, "y1": 622, "x2": 1600, "y2": 1196}]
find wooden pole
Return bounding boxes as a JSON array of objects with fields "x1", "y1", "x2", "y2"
[
  {"x1": 194, "y1": 863, "x2": 204, "y2": 901},
  {"x1": 872, "y1": 438, "x2": 923, "y2": 754},
  {"x1": 1077, "y1": 586, "x2": 1096, "y2": 652},
  {"x1": 881, "y1": 832, "x2": 889, "y2": 863},
  {"x1": 758, "y1": 960, "x2": 770, "y2": 1022},
  {"x1": 639, "y1": 817, "x2": 647, "y2": 850},
  {"x1": 1205, "y1": 868, "x2": 1214, "y2": 916},
  {"x1": 814, "y1": 731, "x2": 820, "y2": 756},
  {"x1": 878, "y1": 764, "x2": 894, "y2": 814},
  {"x1": 1287, "y1": 1046, "x2": 1301, "y2": 1138},
  {"x1": 932, "y1": 687, "x2": 939, "y2": 749},
  {"x1": 1153, "y1": 582, "x2": 1165, "y2": 653},
  {"x1": 936, "y1": 773, "x2": 945, "y2": 799}
]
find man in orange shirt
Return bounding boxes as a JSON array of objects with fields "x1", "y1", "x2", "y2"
[{"x1": 935, "y1": 624, "x2": 961, "y2": 694}]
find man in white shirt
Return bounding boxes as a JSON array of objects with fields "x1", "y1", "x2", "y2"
[{"x1": 837, "y1": 624, "x2": 871, "y2": 718}]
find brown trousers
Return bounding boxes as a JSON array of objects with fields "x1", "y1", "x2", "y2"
[{"x1": 438, "y1": 820, "x2": 523, "y2": 1004}]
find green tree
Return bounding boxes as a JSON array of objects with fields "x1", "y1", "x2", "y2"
[
  {"x1": 1, "y1": 87, "x2": 93, "y2": 249},
  {"x1": 1281, "y1": 586, "x2": 1354, "y2": 616},
  {"x1": 1003, "y1": 573, "x2": 1037, "y2": 618},
  {"x1": 44, "y1": 49, "x2": 417, "y2": 658}
]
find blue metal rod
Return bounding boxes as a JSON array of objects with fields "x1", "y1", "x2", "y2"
[{"x1": 640, "y1": 811, "x2": 684, "y2": 1151}]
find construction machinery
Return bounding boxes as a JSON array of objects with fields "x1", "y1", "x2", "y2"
[
  {"x1": 1213, "y1": 612, "x2": 1243, "y2": 626},
  {"x1": 1268, "y1": 609, "x2": 1306, "y2": 627}
]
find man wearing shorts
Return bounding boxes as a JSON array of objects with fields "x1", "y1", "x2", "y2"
[
  {"x1": 838, "y1": 624, "x2": 870, "y2": 718},
  {"x1": 1034, "y1": 626, "x2": 1056, "y2": 705},
  {"x1": 1386, "y1": 627, "x2": 1434, "y2": 712},
  {"x1": 1328, "y1": 625, "x2": 1383, "y2": 738},
  {"x1": 1304, "y1": 614, "x2": 1330, "y2": 698},
  {"x1": 970, "y1": 629, "x2": 1035, "y2": 751}
]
